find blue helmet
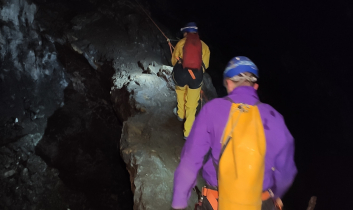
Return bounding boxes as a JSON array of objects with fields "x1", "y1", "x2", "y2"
[
  {"x1": 180, "y1": 22, "x2": 198, "y2": 33},
  {"x1": 223, "y1": 56, "x2": 259, "y2": 78}
]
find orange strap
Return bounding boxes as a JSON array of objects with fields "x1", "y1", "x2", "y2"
[
  {"x1": 176, "y1": 56, "x2": 197, "y2": 81},
  {"x1": 176, "y1": 57, "x2": 196, "y2": 80},
  {"x1": 261, "y1": 191, "x2": 271, "y2": 201},
  {"x1": 168, "y1": 41, "x2": 174, "y2": 55},
  {"x1": 202, "y1": 187, "x2": 219, "y2": 210},
  {"x1": 188, "y1": 69, "x2": 196, "y2": 80},
  {"x1": 202, "y1": 187, "x2": 272, "y2": 210}
]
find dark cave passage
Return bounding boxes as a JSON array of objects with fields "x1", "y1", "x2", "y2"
[
  {"x1": 34, "y1": 44, "x2": 133, "y2": 209},
  {"x1": 1, "y1": 0, "x2": 353, "y2": 209}
]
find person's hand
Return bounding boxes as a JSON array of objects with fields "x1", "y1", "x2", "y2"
[
  {"x1": 274, "y1": 197, "x2": 283, "y2": 210},
  {"x1": 276, "y1": 197, "x2": 283, "y2": 206}
]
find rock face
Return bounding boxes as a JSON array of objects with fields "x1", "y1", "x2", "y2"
[
  {"x1": 0, "y1": 0, "x2": 218, "y2": 209},
  {"x1": 35, "y1": 44, "x2": 134, "y2": 210},
  {"x1": 62, "y1": 1, "x2": 218, "y2": 209},
  {"x1": 0, "y1": 0, "x2": 134, "y2": 209},
  {"x1": 0, "y1": 0, "x2": 69, "y2": 209},
  {"x1": 116, "y1": 66, "x2": 217, "y2": 210},
  {"x1": 0, "y1": 0, "x2": 68, "y2": 145},
  {"x1": 59, "y1": 1, "x2": 218, "y2": 208}
]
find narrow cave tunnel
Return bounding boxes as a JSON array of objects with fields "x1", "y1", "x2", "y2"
[{"x1": 0, "y1": 0, "x2": 352, "y2": 210}]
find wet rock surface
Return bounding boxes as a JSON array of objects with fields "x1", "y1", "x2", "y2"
[
  {"x1": 1, "y1": 0, "x2": 67, "y2": 209},
  {"x1": 115, "y1": 66, "x2": 216, "y2": 210},
  {"x1": 1, "y1": 0, "x2": 218, "y2": 209},
  {"x1": 1, "y1": 0, "x2": 133, "y2": 209},
  {"x1": 35, "y1": 44, "x2": 133, "y2": 210},
  {"x1": 62, "y1": 0, "x2": 218, "y2": 208},
  {"x1": 0, "y1": 0, "x2": 68, "y2": 146}
]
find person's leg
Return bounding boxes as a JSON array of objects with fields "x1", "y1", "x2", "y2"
[
  {"x1": 183, "y1": 68, "x2": 203, "y2": 138},
  {"x1": 184, "y1": 86, "x2": 201, "y2": 137},
  {"x1": 173, "y1": 63, "x2": 189, "y2": 120},
  {"x1": 175, "y1": 85, "x2": 187, "y2": 120}
]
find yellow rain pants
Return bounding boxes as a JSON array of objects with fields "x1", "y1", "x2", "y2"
[{"x1": 175, "y1": 85, "x2": 201, "y2": 137}]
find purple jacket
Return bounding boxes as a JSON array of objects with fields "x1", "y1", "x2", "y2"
[{"x1": 172, "y1": 86, "x2": 297, "y2": 209}]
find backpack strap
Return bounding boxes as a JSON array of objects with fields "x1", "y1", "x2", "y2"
[
  {"x1": 225, "y1": 96, "x2": 234, "y2": 104},
  {"x1": 177, "y1": 56, "x2": 183, "y2": 64},
  {"x1": 211, "y1": 154, "x2": 219, "y2": 180},
  {"x1": 254, "y1": 101, "x2": 262, "y2": 106}
]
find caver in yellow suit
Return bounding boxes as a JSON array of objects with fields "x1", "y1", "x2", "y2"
[{"x1": 172, "y1": 22, "x2": 210, "y2": 139}]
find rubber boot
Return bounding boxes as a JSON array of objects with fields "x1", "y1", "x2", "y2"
[{"x1": 173, "y1": 107, "x2": 184, "y2": 122}]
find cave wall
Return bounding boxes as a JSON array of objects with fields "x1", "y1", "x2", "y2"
[
  {"x1": 55, "y1": 1, "x2": 218, "y2": 209},
  {"x1": 0, "y1": 0, "x2": 219, "y2": 209},
  {"x1": 0, "y1": 0, "x2": 68, "y2": 144},
  {"x1": 0, "y1": 0, "x2": 69, "y2": 209}
]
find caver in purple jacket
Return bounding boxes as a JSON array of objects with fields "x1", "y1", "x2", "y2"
[{"x1": 172, "y1": 86, "x2": 297, "y2": 209}]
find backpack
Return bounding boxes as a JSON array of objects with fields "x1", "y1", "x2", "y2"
[
  {"x1": 182, "y1": 33, "x2": 202, "y2": 70},
  {"x1": 218, "y1": 98, "x2": 266, "y2": 210}
]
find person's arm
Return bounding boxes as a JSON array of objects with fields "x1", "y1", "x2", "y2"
[
  {"x1": 273, "y1": 125, "x2": 297, "y2": 198},
  {"x1": 172, "y1": 39, "x2": 185, "y2": 66},
  {"x1": 172, "y1": 104, "x2": 212, "y2": 209},
  {"x1": 201, "y1": 41, "x2": 210, "y2": 70}
]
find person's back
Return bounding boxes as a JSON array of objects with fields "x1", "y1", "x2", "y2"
[
  {"x1": 172, "y1": 56, "x2": 297, "y2": 210},
  {"x1": 171, "y1": 22, "x2": 210, "y2": 139}
]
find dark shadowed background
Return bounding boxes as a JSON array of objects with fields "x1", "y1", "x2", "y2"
[
  {"x1": 147, "y1": 0, "x2": 353, "y2": 209},
  {"x1": 1, "y1": 0, "x2": 352, "y2": 209}
]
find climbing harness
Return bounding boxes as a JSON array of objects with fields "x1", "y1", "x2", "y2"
[
  {"x1": 194, "y1": 185, "x2": 278, "y2": 210},
  {"x1": 202, "y1": 186, "x2": 219, "y2": 210},
  {"x1": 188, "y1": 69, "x2": 196, "y2": 80},
  {"x1": 134, "y1": 0, "x2": 175, "y2": 55}
]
